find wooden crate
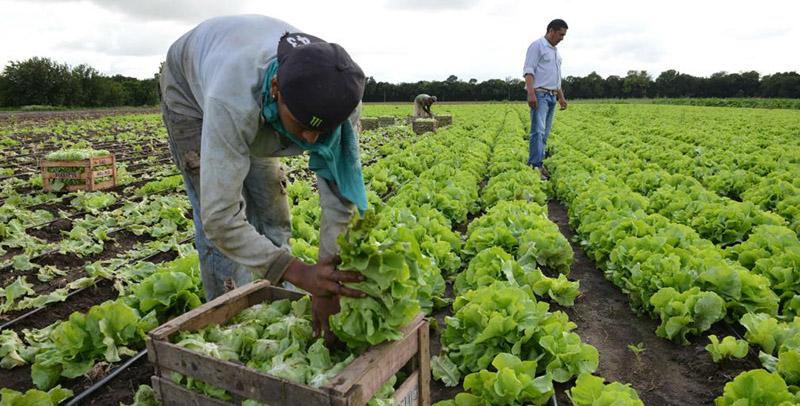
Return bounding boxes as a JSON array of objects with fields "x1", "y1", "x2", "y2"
[
  {"x1": 434, "y1": 115, "x2": 452, "y2": 127},
  {"x1": 377, "y1": 116, "x2": 396, "y2": 127},
  {"x1": 412, "y1": 120, "x2": 436, "y2": 135},
  {"x1": 41, "y1": 154, "x2": 117, "y2": 192},
  {"x1": 359, "y1": 117, "x2": 380, "y2": 131},
  {"x1": 147, "y1": 280, "x2": 430, "y2": 406}
]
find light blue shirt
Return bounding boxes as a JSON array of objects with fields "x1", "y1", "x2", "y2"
[{"x1": 522, "y1": 37, "x2": 562, "y2": 91}]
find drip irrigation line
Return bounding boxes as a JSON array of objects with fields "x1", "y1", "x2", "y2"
[
  {"x1": 64, "y1": 349, "x2": 148, "y2": 406},
  {"x1": 0, "y1": 235, "x2": 196, "y2": 331},
  {"x1": 724, "y1": 321, "x2": 762, "y2": 364},
  {"x1": 24, "y1": 182, "x2": 186, "y2": 232}
]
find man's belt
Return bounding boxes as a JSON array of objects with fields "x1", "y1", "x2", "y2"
[{"x1": 534, "y1": 88, "x2": 558, "y2": 96}]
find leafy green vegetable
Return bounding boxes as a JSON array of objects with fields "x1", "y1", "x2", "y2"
[
  {"x1": 332, "y1": 210, "x2": 423, "y2": 348},
  {"x1": 705, "y1": 335, "x2": 749, "y2": 362},
  {"x1": 714, "y1": 369, "x2": 797, "y2": 406},
  {"x1": 567, "y1": 373, "x2": 644, "y2": 406},
  {"x1": 439, "y1": 283, "x2": 597, "y2": 382},
  {"x1": 31, "y1": 300, "x2": 156, "y2": 390},
  {"x1": 0, "y1": 386, "x2": 73, "y2": 406},
  {"x1": 431, "y1": 354, "x2": 461, "y2": 387},
  {"x1": 649, "y1": 287, "x2": 726, "y2": 345},
  {"x1": 462, "y1": 353, "x2": 553, "y2": 406},
  {"x1": 120, "y1": 384, "x2": 159, "y2": 406}
]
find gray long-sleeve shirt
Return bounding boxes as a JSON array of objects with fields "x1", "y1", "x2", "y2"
[{"x1": 160, "y1": 15, "x2": 357, "y2": 283}]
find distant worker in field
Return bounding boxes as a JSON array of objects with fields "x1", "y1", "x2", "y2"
[
  {"x1": 159, "y1": 15, "x2": 368, "y2": 345},
  {"x1": 413, "y1": 94, "x2": 437, "y2": 118},
  {"x1": 523, "y1": 18, "x2": 568, "y2": 179}
]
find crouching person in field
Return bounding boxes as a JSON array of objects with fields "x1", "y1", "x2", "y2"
[
  {"x1": 159, "y1": 15, "x2": 368, "y2": 346},
  {"x1": 413, "y1": 94, "x2": 437, "y2": 118}
]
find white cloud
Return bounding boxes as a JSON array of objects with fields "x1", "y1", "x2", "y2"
[
  {"x1": 385, "y1": 0, "x2": 481, "y2": 10},
  {"x1": 1, "y1": 0, "x2": 798, "y2": 81},
  {"x1": 16, "y1": 0, "x2": 251, "y2": 22}
]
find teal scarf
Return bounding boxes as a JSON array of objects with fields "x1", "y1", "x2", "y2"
[{"x1": 260, "y1": 59, "x2": 368, "y2": 214}]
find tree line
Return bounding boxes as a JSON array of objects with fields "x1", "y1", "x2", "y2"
[
  {"x1": 0, "y1": 57, "x2": 798, "y2": 108},
  {"x1": 0, "y1": 57, "x2": 158, "y2": 108},
  {"x1": 364, "y1": 70, "x2": 800, "y2": 102}
]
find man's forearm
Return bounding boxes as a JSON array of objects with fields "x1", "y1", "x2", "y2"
[
  {"x1": 557, "y1": 88, "x2": 566, "y2": 101},
  {"x1": 524, "y1": 74, "x2": 535, "y2": 96}
]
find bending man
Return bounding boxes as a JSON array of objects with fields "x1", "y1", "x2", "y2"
[
  {"x1": 159, "y1": 15, "x2": 368, "y2": 344},
  {"x1": 413, "y1": 93, "x2": 437, "y2": 118}
]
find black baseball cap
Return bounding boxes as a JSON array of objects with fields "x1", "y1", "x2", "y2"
[{"x1": 276, "y1": 32, "x2": 365, "y2": 134}]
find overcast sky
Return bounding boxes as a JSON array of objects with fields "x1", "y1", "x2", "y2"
[{"x1": 1, "y1": 0, "x2": 798, "y2": 83}]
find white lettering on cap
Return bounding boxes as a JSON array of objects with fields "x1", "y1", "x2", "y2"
[{"x1": 286, "y1": 35, "x2": 311, "y2": 48}]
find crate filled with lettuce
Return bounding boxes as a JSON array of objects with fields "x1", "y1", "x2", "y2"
[
  {"x1": 146, "y1": 280, "x2": 430, "y2": 406},
  {"x1": 433, "y1": 115, "x2": 452, "y2": 127},
  {"x1": 40, "y1": 148, "x2": 117, "y2": 192},
  {"x1": 412, "y1": 119, "x2": 436, "y2": 135}
]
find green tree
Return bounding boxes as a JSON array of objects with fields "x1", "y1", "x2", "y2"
[
  {"x1": 0, "y1": 57, "x2": 72, "y2": 107},
  {"x1": 622, "y1": 70, "x2": 652, "y2": 98},
  {"x1": 604, "y1": 75, "x2": 624, "y2": 98}
]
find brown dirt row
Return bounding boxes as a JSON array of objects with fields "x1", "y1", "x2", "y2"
[{"x1": 546, "y1": 200, "x2": 759, "y2": 405}]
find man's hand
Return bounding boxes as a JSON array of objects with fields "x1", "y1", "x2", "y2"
[
  {"x1": 284, "y1": 256, "x2": 365, "y2": 349},
  {"x1": 528, "y1": 93, "x2": 538, "y2": 110},
  {"x1": 559, "y1": 98, "x2": 568, "y2": 111},
  {"x1": 312, "y1": 295, "x2": 343, "y2": 348},
  {"x1": 283, "y1": 256, "x2": 366, "y2": 299}
]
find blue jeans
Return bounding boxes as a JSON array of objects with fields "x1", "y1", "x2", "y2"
[
  {"x1": 161, "y1": 104, "x2": 292, "y2": 301},
  {"x1": 527, "y1": 91, "x2": 557, "y2": 168}
]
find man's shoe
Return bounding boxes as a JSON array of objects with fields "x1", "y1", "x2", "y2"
[{"x1": 540, "y1": 166, "x2": 551, "y2": 180}]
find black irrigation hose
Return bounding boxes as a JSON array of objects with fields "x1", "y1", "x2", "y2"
[
  {"x1": 0, "y1": 211, "x2": 192, "y2": 276},
  {"x1": 64, "y1": 349, "x2": 148, "y2": 406},
  {"x1": 724, "y1": 321, "x2": 762, "y2": 364},
  {"x1": 0, "y1": 235, "x2": 196, "y2": 331},
  {"x1": 24, "y1": 181, "x2": 186, "y2": 232}
]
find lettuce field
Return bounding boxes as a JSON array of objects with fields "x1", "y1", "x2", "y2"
[{"x1": 0, "y1": 103, "x2": 798, "y2": 406}]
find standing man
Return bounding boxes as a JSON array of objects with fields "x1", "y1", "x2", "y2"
[
  {"x1": 413, "y1": 94, "x2": 437, "y2": 118},
  {"x1": 159, "y1": 15, "x2": 368, "y2": 345},
  {"x1": 523, "y1": 19, "x2": 568, "y2": 179}
]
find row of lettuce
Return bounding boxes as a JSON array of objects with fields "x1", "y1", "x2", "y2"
[
  {"x1": 559, "y1": 105, "x2": 799, "y2": 234},
  {"x1": 427, "y1": 114, "x2": 643, "y2": 406},
  {"x1": 543, "y1": 104, "x2": 800, "y2": 404}
]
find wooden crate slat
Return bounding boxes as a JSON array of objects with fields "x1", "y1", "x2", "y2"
[
  {"x1": 326, "y1": 315, "x2": 424, "y2": 400},
  {"x1": 93, "y1": 168, "x2": 114, "y2": 177},
  {"x1": 393, "y1": 370, "x2": 420, "y2": 406},
  {"x1": 152, "y1": 376, "x2": 237, "y2": 406},
  {"x1": 49, "y1": 172, "x2": 88, "y2": 179},
  {"x1": 149, "y1": 280, "x2": 286, "y2": 340},
  {"x1": 416, "y1": 318, "x2": 431, "y2": 406},
  {"x1": 41, "y1": 160, "x2": 92, "y2": 167},
  {"x1": 152, "y1": 341, "x2": 304, "y2": 405},
  {"x1": 91, "y1": 156, "x2": 114, "y2": 166}
]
